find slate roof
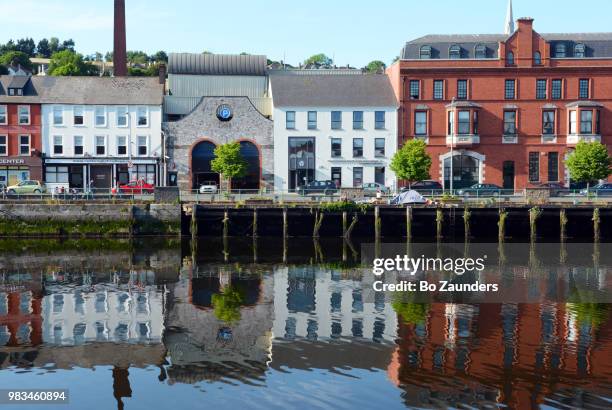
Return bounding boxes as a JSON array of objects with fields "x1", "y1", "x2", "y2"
[
  {"x1": 169, "y1": 53, "x2": 267, "y2": 76},
  {"x1": 401, "y1": 32, "x2": 612, "y2": 59},
  {"x1": 269, "y1": 74, "x2": 398, "y2": 108},
  {"x1": 7, "y1": 76, "x2": 30, "y2": 89},
  {"x1": 0, "y1": 76, "x2": 163, "y2": 105}
]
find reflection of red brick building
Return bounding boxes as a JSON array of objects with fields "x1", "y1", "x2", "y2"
[
  {"x1": 0, "y1": 76, "x2": 44, "y2": 185},
  {"x1": 0, "y1": 291, "x2": 43, "y2": 346},
  {"x1": 388, "y1": 303, "x2": 612, "y2": 409},
  {"x1": 387, "y1": 17, "x2": 612, "y2": 190}
]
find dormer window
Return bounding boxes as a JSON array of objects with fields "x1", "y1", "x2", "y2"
[
  {"x1": 555, "y1": 43, "x2": 567, "y2": 58},
  {"x1": 449, "y1": 45, "x2": 461, "y2": 59},
  {"x1": 9, "y1": 89, "x2": 15, "y2": 96},
  {"x1": 507, "y1": 52, "x2": 515, "y2": 66},
  {"x1": 475, "y1": 44, "x2": 486, "y2": 59},
  {"x1": 574, "y1": 43, "x2": 586, "y2": 58},
  {"x1": 534, "y1": 51, "x2": 542, "y2": 65},
  {"x1": 420, "y1": 46, "x2": 432, "y2": 59}
]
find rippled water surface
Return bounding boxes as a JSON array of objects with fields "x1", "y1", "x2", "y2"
[{"x1": 0, "y1": 238, "x2": 610, "y2": 409}]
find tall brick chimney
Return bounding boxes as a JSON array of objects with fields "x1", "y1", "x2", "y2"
[{"x1": 113, "y1": 0, "x2": 128, "y2": 76}]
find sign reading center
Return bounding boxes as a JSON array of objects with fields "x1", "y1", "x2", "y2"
[{"x1": 216, "y1": 104, "x2": 233, "y2": 122}]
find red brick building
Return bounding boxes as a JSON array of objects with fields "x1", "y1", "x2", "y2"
[
  {"x1": 387, "y1": 17, "x2": 612, "y2": 190},
  {"x1": 0, "y1": 75, "x2": 43, "y2": 186}
]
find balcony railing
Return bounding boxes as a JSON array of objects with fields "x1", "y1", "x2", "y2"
[{"x1": 567, "y1": 134, "x2": 601, "y2": 145}]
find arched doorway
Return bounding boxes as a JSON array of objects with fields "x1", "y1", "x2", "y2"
[
  {"x1": 191, "y1": 141, "x2": 219, "y2": 189},
  {"x1": 443, "y1": 153, "x2": 483, "y2": 189},
  {"x1": 232, "y1": 141, "x2": 260, "y2": 190}
]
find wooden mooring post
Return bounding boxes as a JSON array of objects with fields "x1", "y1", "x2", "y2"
[
  {"x1": 222, "y1": 209, "x2": 229, "y2": 239},
  {"x1": 406, "y1": 206, "x2": 412, "y2": 242},
  {"x1": 374, "y1": 206, "x2": 381, "y2": 241},
  {"x1": 190, "y1": 205, "x2": 198, "y2": 239},
  {"x1": 252, "y1": 208, "x2": 258, "y2": 238},
  {"x1": 283, "y1": 207, "x2": 288, "y2": 238}
]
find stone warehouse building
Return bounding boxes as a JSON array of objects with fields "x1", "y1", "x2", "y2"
[
  {"x1": 163, "y1": 53, "x2": 274, "y2": 191},
  {"x1": 387, "y1": 15, "x2": 612, "y2": 190}
]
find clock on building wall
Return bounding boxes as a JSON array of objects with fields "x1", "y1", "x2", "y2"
[{"x1": 216, "y1": 104, "x2": 233, "y2": 121}]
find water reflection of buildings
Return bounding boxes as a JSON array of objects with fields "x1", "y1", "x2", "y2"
[
  {"x1": 164, "y1": 266, "x2": 274, "y2": 384},
  {"x1": 388, "y1": 302, "x2": 612, "y2": 409}
]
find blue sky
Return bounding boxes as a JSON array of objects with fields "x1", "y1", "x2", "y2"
[{"x1": 2, "y1": 0, "x2": 612, "y2": 67}]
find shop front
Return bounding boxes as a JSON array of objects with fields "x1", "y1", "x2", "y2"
[
  {"x1": 44, "y1": 158, "x2": 159, "y2": 191},
  {"x1": 0, "y1": 157, "x2": 43, "y2": 188}
]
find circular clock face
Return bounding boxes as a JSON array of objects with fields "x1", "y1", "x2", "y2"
[
  {"x1": 298, "y1": 160, "x2": 305, "y2": 167},
  {"x1": 216, "y1": 104, "x2": 233, "y2": 121}
]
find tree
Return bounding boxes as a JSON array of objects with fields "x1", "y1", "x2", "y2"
[
  {"x1": 211, "y1": 285, "x2": 246, "y2": 323},
  {"x1": 211, "y1": 142, "x2": 248, "y2": 188},
  {"x1": 48, "y1": 50, "x2": 98, "y2": 76},
  {"x1": 127, "y1": 50, "x2": 149, "y2": 65},
  {"x1": 0, "y1": 40, "x2": 16, "y2": 55},
  {"x1": 202, "y1": 50, "x2": 214, "y2": 55},
  {"x1": 49, "y1": 37, "x2": 60, "y2": 54},
  {"x1": 36, "y1": 38, "x2": 51, "y2": 58},
  {"x1": 390, "y1": 139, "x2": 432, "y2": 188},
  {"x1": 304, "y1": 53, "x2": 333, "y2": 66},
  {"x1": 151, "y1": 50, "x2": 168, "y2": 63},
  {"x1": 0, "y1": 51, "x2": 33, "y2": 71},
  {"x1": 566, "y1": 141, "x2": 611, "y2": 191},
  {"x1": 365, "y1": 60, "x2": 386, "y2": 73},
  {"x1": 104, "y1": 51, "x2": 113, "y2": 62},
  {"x1": 16, "y1": 38, "x2": 36, "y2": 56}
]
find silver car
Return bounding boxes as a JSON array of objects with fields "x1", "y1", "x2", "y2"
[{"x1": 199, "y1": 182, "x2": 218, "y2": 194}]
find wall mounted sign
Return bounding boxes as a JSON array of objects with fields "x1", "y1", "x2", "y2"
[
  {"x1": 216, "y1": 104, "x2": 233, "y2": 122},
  {"x1": 0, "y1": 159, "x2": 25, "y2": 165}
]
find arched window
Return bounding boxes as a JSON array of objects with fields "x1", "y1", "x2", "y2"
[
  {"x1": 533, "y1": 51, "x2": 542, "y2": 65},
  {"x1": 507, "y1": 51, "x2": 514, "y2": 66},
  {"x1": 574, "y1": 43, "x2": 586, "y2": 58},
  {"x1": 555, "y1": 43, "x2": 567, "y2": 58},
  {"x1": 449, "y1": 45, "x2": 461, "y2": 59},
  {"x1": 420, "y1": 45, "x2": 432, "y2": 59},
  {"x1": 191, "y1": 141, "x2": 218, "y2": 189},
  {"x1": 474, "y1": 44, "x2": 486, "y2": 59}
]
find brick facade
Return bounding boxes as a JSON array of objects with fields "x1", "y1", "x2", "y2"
[
  {"x1": 0, "y1": 103, "x2": 43, "y2": 184},
  {"x1": 389, "y1": 18, "x2": 612, "y2": 190}
]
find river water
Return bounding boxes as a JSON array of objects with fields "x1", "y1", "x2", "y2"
[{"x1": 0, "y1": 238, "x2": 610, "y2": 409}]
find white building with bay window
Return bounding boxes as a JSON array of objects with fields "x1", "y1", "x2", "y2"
[
  {"x1": 40, "y1": 77, "x2": 164, "y2": 191},
  {"x1": 269, "y1": 72, "x2": 398, "y2": 191}
]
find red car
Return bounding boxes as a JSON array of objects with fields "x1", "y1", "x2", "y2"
[{"x1": 118, "y1": 180, "x2": 155, "y2": 194}]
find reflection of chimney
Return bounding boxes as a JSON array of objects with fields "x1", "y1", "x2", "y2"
[{"x1": 113, "y1": 0, "x2": 127, "y2": 76}]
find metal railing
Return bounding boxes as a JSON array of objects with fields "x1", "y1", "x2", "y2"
[{"x1": 0, "y1": 187, "x2": 155, "y2": 202}]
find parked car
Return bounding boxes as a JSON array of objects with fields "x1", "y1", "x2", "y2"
[
  {"x1": 119, "y1": 180, "x2": 154, "y2": 194},
  {"x1": 297, "y1": 180, "x2": 338, "y2": 195},
  {"x1": 402, "y1": 180, "x2": 443, "y2": 195},
  {"x1": 362, "y1": 182, "x2": 390, "y2": 196},
  {"x1": 537, "y1": 182, "x2": 569, "y2": 197},
  {"x1": 6, "y1": 180, "x2": 46, "y2": 195},
  {"x1": 457, "y1": 183, "x2": 504, "y2": 197},
  {"x1": 580, "y1": 183, "x2": 612, "y2": 197},
  {"x1": 199, "y1": 182, "x2": 218, "y2": 194}
]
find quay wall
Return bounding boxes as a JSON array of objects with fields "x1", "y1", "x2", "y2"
[{"x1": 0, "y1": 203, "x2": 181, "y2": 236}]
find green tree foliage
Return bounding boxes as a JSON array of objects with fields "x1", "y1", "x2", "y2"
[
  {"x1": 567, "y1": 303, "x2": 611, "y2": 328},
  {"x1": 202, "y1": 50, "x2": 214, "y2": 55},
  {"x1": 390, "y1": 139, "x2": 432, "y2": 188},
  {"x1": 0, "y1": 51, "x2": 33, "y2": 71},
  {"x1": 365, "y1": 60, "x2": 386, "y2": 73},
  {"x1": 392, "y1": 302, "x2": 430, "y2": 325},
  {"x1": 36, "y1": 38, "x2": 51, "y2": 57},
  {"x1": 304, "y1": 53, "x2": 333, "y2": 66},
  {"x1": 16, "y1": 38, "x2": 36, "y2": 56},
  {"x1": 151, "y1": 51, "x2": 168, "y2": 62},
  {"x1": 211, "y1": 286, "x2": 246, "y2": 323},
  {"x1": 48, "y1": 50, "x2": 98, "y2": 76},
  {"x1": 566, "y1": 141, "x2": 612, "y2": 190},
  {"x1": 127, "y1": 50, "x2": 149, "y2": 65},
  {"x1": 211, "y1": 142, "x2": 248, "y2": 186}
]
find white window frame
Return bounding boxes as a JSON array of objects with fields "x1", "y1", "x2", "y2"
[
  {"x1": 116, "y1": 135, "x2": 128, "y2": 156},
  {"x1": 19, "y1": 134, "x2": 31, "y2": 156},
  {"x1": 116, "y1": 106, "x2": 129, "y2": 128},
  {"x1": 0, "y1": 135, "x2": 7, "y2": 156},
  {"x1": 18, "y1": 105, "x2": 31, "y2": 125},
  {"x1": 73, "y1": 106, "x2": 84, "y2": 126},
  {"x1": 95, "y1": 106, "x2": 107, "y2": 127},
  {"x1": 53, "y1": 135, "x2": 64, "y2": 156},
  {"x1": 136, "y1": 106, "x2": 149, "y2": 127},
  {"x1": 73, "y1": 135, "x2": 84, "y2": 156},
  {"x1": 95, "y1": 135, "x2": 107, "y2": 156},
  {"x1": 52, "y1": 105, "x2": 64, "y2": 126},
  {"x1": 0, "y1": 105, "x2": 7, "y2": 125},
  {"x1": 137, "y1": 135, "x2": 149, "y2": 156}
]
